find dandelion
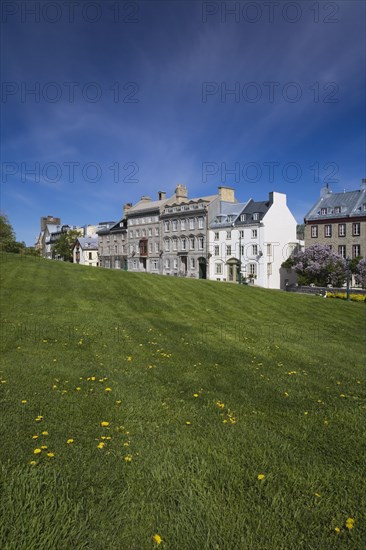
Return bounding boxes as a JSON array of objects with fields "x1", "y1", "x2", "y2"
[
  {"x1": 216, "y1": 401, "x2": 225, "y2": 409},
  {"x1": 193, "y1": 393, "x2": 199, "y2": 398},
  {"x1": 75, "y1": 387, "x2": 81, "y2": 391},
  {"x1": 100, "y1": 421, "x2": 109, "y2": 427},
  {"x1": 35, "y1": 416, "x2": 43, "y2": 422},
  {"x1": 29, "y1": 460, "x2": 37, "y2": 466},
  {"x1": 127, "y1": 356, "x2": 132, "y2": 361},
  {"x1": 334, "y1": 527, "x2": 341, "y2": 533},
  {"x1": 304, "y1": 411, "x2": 309, "y2": 415},
  {"x1": 314, "y1": 493, "x2": 321, "y2": 498},
  {"x1": 257, "y1": 474, "x2": 265, "y2": 480},
  {"x1": 124, "y1": 454, "x2": 132, "y2": 462},
  {"x1": 32, "y1": 435, "x2": 38, "y2": 440},
  {"x1": 21, "y1": 399, "x2": 27, "y2": 404},
  {"x1": 116, "y1": 400, "x2": 122, "y2": 405},
  {"x1": 66, "y1": 439, "x2": 74, "y2": 444},
  {"x1": 41, "y1": 445, "x2": 47, "y2": 450},
  {"x1": 91, "y1": 376, "x2": 96, "y2": 381},
  {"x1": 152, "y1": 534, "x2": 162, "y2": 545},
  {"x1": 345, "y1": 518, "x2": 355, "y2": 530},
  {"x1": 52, "y1": 385, "x2": 57, "y2": 389},
  {"x1": 284, "y1": 392, "x2": 289, "y2": 397},
  {"x1": 185, "y1": 421, "x2": 191, "y2": 425},
  {"x1": 41, "y1": 431, "x2": 48, "y2": 436},
  {"x1": 97, "y1": 442, "x2": 105, "y2": 449},
  {"x1": 47, "y1": 452, "x2": 55, "y2": 458},
  {"x1": 105, "y1": 387, "x2": 112, "y2": 392},
  {"x1": 123, "y1": 442, "x2": 130, "y2": 447},
  {"x1": 33, "y1": 448, "x2": 42, "y2": 454}
]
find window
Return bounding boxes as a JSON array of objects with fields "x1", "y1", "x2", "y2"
[
  {"x1": 252, "y1": 229, "x2": 257, "y2": 238},
  {"x1": 172, "y1": 220, "x2": 178, "y2": 231},
  {"x1": 173, "y1": 259, "x2": 178, "y2": 270},
  {"x1": 155, "y1": 227, "x2": 159, "y2": 236},
  {"x1": 324, "y1": 225, "x2": 332, "y2": 237},
  {"x1": 267, "y1": 263, "x2": 272, "y2": 275},
  {"x1": 267, "y1": 244, "x2": 272, "y2": 256},
  {"x1": 253, "y1": 213, "x2": 259, "y2": 221},
  {"x1": 132, "y1": 259, "x2": 138, "y2": 269},
  {"x1": 249, "y1": 263, "x2": 257, "y2": 276},
  {"x1": 198, "y1": 217, "x2": 204, "y2": 229},
  {"x1": 172, "y1": 239, "x2": 178, "y2": 251},
  {"x1": 142, "y1": 229, "x2": 146, "y2": 237},
  {"x1": 181, "y1": 238, "x2": 187, "y2": 251},
  {"x1": 163, "y1": 221, "x2": 170, "y2": 232},
  {"x1": 135, "y1": 229, "x2": 140, "y2": 238},
  {"x1": 353, "y1": 244, "x2": 361, "y2": 258},
  {"x1": 106, "y1": 236, "x2": 110, "y2": 242},
  {"x1": 321, "y1": 208, "x2": 327, "y2": 215},
  {"x1": 338, "y1": 245, "x2": 346, "y2": 258},
  {"x1": 338, "y1": 224, "x2": 346, "y2": 237},
  {"x1": 240, "y1": 245, "x2": 244, "y2": 256},
  {"x1": 165, "y1": 259, "x2": 170, "y2": 269},
  {"x1": 252, "y1": 245, "x2": 258, "y2": 255},
  {"x1": 114, "y1": 245, "x2": 118, "y2": 254},
  {"x1": 154, "y1": 242, "x2": 159, "y2": 253},
  {"x1": 189, "y1": 218, "x2": 195, "y2": 230},
  {"x1": 226, "y1": 245, "x2": 231, "y2": 256},
  {"x1": 240, "y1": 230, "x2": 244, "y2": 238},
  {"x1": 240, "y1": 214, "x2": 246, "y2": 222},
  {"x1": 214, "y1": 232, "x2": 219, "y2": 240},
  {"x1": 152, "y1": 259, "x2": 158, "y2": 270},
  {"x1": 148, "y1": 242, "x2": 153, "y2": 253},
  {"x1": 334, "y1": 206, "x2": 341, "y2": 214},
  {"x1": 226, "y1": 231, "x2": 231, "y2": 239},
  {"x1": 353, "y1": 223, "x2": 360, "y2": 236},
  {"x1": 198, "y1": 237, "x2": 204, "y2": 250},
  {"x1": 363, "y1": 204, "x2": 366, "y2": 212},
  {"x1": 89, "y1": 252, "x2": 92, "y2": 260},
  {"x1": 215, "y1": 263, "x2": 222, "y2": 275},
  {"x1": 311, "y1": 225, "x2": 318, "y2": 238},
  {"x1": 190, "y1": 258, "x2": 195, "y2": 269},
  {"x1": 181, "y1": 219, "x2": 186, "y2": 230},
  {"x1": 190, "y1": 237, "x2": 195, "y2": 250},
  {"x1": 214, "y1": 246, "x2": 219, "y2": 256},
  {"x1": 148, "y1": 228, "x2": 152, "y2": 237},
  {"x1": 113, "y1": 235, "x2": 117, "y2": 242},
  {"x1": 165, "y1": 239, "x2": 170, "y2": 252},
  {"x1": 148, "y1": 217, "x2": 152, "y2": 223}
]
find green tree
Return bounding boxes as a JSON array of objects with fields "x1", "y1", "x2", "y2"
[
  {"x1": 0, "y1": 214, "x2": 25, "y2": 253},
  {"x1": 53, "y1": 229, "x2": 82, "y2": 262}
]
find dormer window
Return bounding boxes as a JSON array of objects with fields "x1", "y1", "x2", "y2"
[
  {"x1": 253, "y1": 213, "x2": 259, "y2": 221},
  {"x1": 334, "y1": 206, "x2": 341, "y2": 214},
  {"x1": 240, "y1": 214, "x2": 246, "y2": 222},
  {"x1": 321, "y1": 208, "x2": 327, "y2": 215}
]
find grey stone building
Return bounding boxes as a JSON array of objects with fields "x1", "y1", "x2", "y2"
[
  {"x1": 304, "y1": 181, "x2": 366, "y2": 259},
  {"x1": 97, "y1": 220, "x2": 127, "y2": 269}
]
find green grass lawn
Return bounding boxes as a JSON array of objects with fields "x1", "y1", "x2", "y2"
[{"x1": 0, "y1": 253, "x2": 365, "y2": 549}]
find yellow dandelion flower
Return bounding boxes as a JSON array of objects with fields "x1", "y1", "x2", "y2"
[
  {"x1": 193, "y1": 393, "x2": 199, "y2": 397},
  {"x1": 33, "y1": 448, "x2": 42, "y2": 454},
  {"x1": 340, "y1": 394, "x2": 346, "y2": 398},
  {"x1": 29, "y1": 460, "x2": 37, "y2": 466},
  {"x1": 91, "y1": 376, "x2": 96, "y2": 381},
  {"x1": 100, "y1": 421, "x2": 109, "y2": 427},
  {"x1": 66, "y1": 439, "x2": 74, "y2": 444},
  {"x1": 106, "y1": 436, "x2": 111, "y2": 440},
  {"x1": 116, "y1": 400, "x2": 122, "y2": 405},
  {"x1": 21, "y1": 399, "x2": 27, "y2": 404},
  {"x1": 124, "y1": 454, "x2": 132, "y2": 462},
  {"x1": 105, "y1": 387, "x2": 112, "y2": 392},
  {"x1": 334, "y1": 527, "x2": 340, "y2": 533},
  {"x1": 314, "y1": 493, "x2": 321, "y2": 497},
  {"x1": 185, "y1": 421, "x2": 191, "y2": 425},
  {"x1": 47, "y1": 452, "x2": 55, "y2": 458},
  {"x1": 284, "y1": 392, "x2": 289, "y2": 397},
  {"x1": 127, "y1": 356, "x2": 132, "y2": 361},
  {"x1": 52, "y1": 384, "x2": 57, "y2": 389},
  {"x1": 123, "y1": 442, "x2": 130, "y2": 447},
  {"x1": 35, "y1": 416, "x2": 43, "y2": 422},
  {"x1": 41, "y1": 431, "x2": 48, "y2": 436},
  {"x1": 257, "y1": 474, "x2": 265, "y2": 480},
  {"x1": 97, "y1": 442, "x2": 105, "y2": 449},
  {"x1": 32, "y1": 435, "x2": 38, "y2": 439},
  {"x1": 216, "y1": 401, "x2": 225, "y2": 409},
  {"x1": 41, "y1": 445, "x2": 47, "y2": 450},
  {"x1": 304, "y1": 411, "x2": 309, "y2": 415},
  {"x1": 345, "y1": 518, "x2": 355, "y2": 530},
  {"x1": 152, "y1": 533, "x2": 162, "y2": 545}
]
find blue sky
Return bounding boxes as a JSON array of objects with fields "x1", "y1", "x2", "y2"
[{"x1": 1, "y1": 0, "x2": 365, "y2": 245}]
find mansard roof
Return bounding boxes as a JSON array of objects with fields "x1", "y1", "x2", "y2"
[{"x1": 304, "y1": 188, "x2": 366, "y2": 221}]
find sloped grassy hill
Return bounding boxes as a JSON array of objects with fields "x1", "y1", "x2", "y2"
[{"x1": 0, "y1": 254, "x2": 365, "y2": 549}]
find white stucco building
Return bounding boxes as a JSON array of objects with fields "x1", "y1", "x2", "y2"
[
  {"x1": 208, "y1": 191, "x2": 299, "y2": 289},
  {"x1": 72, "y1": 237, "x2": 99, "y2": 267}
]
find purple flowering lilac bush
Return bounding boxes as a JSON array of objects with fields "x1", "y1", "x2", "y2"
[
  {"x1": 283, "y1": 244, "x2": 347, "y2": 287},
  {"x1": 354, "y1": 258, "x2": 366, "y2": 289}
]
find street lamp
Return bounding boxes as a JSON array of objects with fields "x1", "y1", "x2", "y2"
[{"x1": 346, "y1": 256, "x2": 351, "y2": 302}]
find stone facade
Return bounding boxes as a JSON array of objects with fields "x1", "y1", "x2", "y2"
[{"x1": 98, "y1": 221, "x2": 127, "y2": 269}]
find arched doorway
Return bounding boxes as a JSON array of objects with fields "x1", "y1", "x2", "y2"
[
  {"x1": 226, "y1": 257, "x2": 240, "y2": 282},
  {"x1": 198, "y1": 257, "x2": 207, "y2": 279}
]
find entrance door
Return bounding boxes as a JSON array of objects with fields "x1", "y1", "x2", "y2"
[
  {"x1": 181, "y1": 256, "x2": 187, "y2": 274},
  {"x1": 198, "y1": 258, "x2": 207, "y2": 279}
]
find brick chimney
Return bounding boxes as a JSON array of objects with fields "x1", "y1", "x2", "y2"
[
  {"x1": 123, "y1": 202, "x2": 132, "y2": 218},
  {"x1": 218, "y1": 186, "x2": 235, "y2": 203},
  {"x1": 158, "y1": 191, "x2": 167, "y2": 200},
  {"x1": 175, "y1": 184, "x2": 188, "y2": 200}
]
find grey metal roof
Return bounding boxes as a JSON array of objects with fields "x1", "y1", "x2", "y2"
[
  {"x1": 304, "y1": 189, "x2": 366, "y2": 221},
  {"x1": 236, "y1": 199, "x2": 272, "y2": 225},
  {"x1": 74, "y1": 237, "x2": 98, "y2": 250},
  {"x1": 128, "y1": 198, "x2": 169, "y2": 214},
  {"x1": 210, "y1": 202, "x2": 248, "y2": 228}
]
